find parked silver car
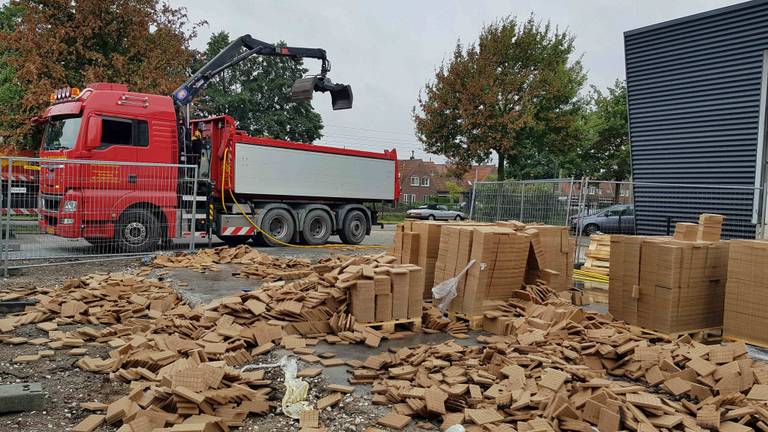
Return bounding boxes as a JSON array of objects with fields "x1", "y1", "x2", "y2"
[
  {"x1": 571, "y1": 204, "x2": 635, "y2": 235},
  {"x1": 406, "y1": 204, "x2": 466, "y2": 221}
]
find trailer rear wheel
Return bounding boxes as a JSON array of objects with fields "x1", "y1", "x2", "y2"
[
  {"x1": 116, "y1": 209, "x2": 160, "y2": 253},
  {"x1": 302, "y1": 210, "x2": 332, "y2": 245},
  {"x1": 339, "y1": 210, "x2": 367, "y2": 245},
  {"x1": 261, "y1": 208, "x2": 295, "y2": 246}
]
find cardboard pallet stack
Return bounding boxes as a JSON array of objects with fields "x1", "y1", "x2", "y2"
[
  {"x1": 392, "y1": 220, "x2": 489, "y2": 299},
  {"x1": 723, "y1": 240, "x2": 768, "y2": 347},
  {"x1": 609, "y1": 214, "x2": 729, "y2": 334},
  {"x1": 583, "y1": 234, "x2": 611, "y2": 277},
  {"x1": 429, "y1": 222, "x2": 574, "y2": 317}
]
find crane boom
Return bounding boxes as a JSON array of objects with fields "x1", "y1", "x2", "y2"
[{"x1": 171, "y1": 34, "x2": 352, "y2": 110}]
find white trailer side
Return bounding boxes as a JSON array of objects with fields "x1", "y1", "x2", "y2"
[{"x1": 233, "y1": 142, "x2": 395, "y2": 201}]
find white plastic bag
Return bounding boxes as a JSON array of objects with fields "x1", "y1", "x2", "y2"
[
  {"x1": 431, "y1": 259, "x2": 476, "y2": 313},
  {"x1": 444, "y1": 425, "x2": 465, "y2": 432},
  {"x1": 279, "y1": 356, "x2": 312, "y2": 418}
]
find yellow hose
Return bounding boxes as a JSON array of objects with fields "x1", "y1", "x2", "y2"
[{"x1": 220, "y1": 146, "x2": 384, "y2": 249}]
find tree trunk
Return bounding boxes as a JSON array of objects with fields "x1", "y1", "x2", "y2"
[{"x1": 497, "y1": 152, "x2": 506, "y2": 181}]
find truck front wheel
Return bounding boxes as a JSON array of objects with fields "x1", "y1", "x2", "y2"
[
  {"x1": 302, "y1": 210, "x2": 332, "y2": 245},
  {"x1": 116, "y1": 209, "x2": 160, "y2": 253},
  {"x1": 261, "y1": 208, "x2": 295, "y2": 247},
  {"x1": 339, "y1": 210, "x2": 367, "y2": 245}
]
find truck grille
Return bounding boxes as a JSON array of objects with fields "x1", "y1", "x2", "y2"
[{"x1": 41, "y1": 195, "x2": 61, "y2": 212}]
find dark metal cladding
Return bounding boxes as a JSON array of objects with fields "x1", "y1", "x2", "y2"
[{"x1": 624, "y1": 0, "x2": 768, "y2": 238}]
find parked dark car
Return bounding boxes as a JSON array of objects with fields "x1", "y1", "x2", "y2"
[{"x1": 571, "y1": 204, "x2": 635, "y2": 235}]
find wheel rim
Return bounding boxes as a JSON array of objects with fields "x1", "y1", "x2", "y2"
[
  {"x1": 350, "y1": 217, "x2": 364, "y2": 238},
  {"x1": 269, "y1": 217, "x2": 287, "y2": 238},
  {"x1": 309, "y1": 217, "x2": 327, "y2": 239},
  {"x1": 124, "y1": 221, "x2": 147, "y2": 245}
]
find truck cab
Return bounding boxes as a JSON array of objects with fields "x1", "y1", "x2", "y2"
[{"x1": 38, "y1": 83, "x2": 184, "y2": 252}]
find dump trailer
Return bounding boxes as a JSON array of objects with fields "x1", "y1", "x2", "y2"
[{"x1": 35, "y1": 35, "x2": 398, "y2": 252}]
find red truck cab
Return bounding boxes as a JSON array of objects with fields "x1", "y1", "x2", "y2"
[{"x1": 38, "y1": 83, "x2": 182, "y2": 250}]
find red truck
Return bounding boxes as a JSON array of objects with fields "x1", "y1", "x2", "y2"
[{"x1": 36, "y1": 35, "x2": 398, "y2": 252}]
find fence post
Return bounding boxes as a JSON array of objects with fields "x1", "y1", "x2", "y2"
[
  {"x1": 574, "y1": 177, "x2": 589, "y2": 265},
  {"x1": 469, "y1": 181, "x2": 477, "y2": 221},
  {"x1": 495, "y1": 182, "x2": 502, "y2": 222},
  {"x1": 190, "y1": 166, "x2": 199, "y2": 252},
  {"x1": 519, "y1": 182, "x2": 526, "y2": 222},
  {"x1": 564, "y1": 177, "x2": 574, "y2": 226},
  {"x1": 3, "y1": 159, "x2": 12, "y2": 277}
]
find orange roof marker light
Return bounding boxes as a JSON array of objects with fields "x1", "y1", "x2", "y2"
[{"x1": 50, "y1": 87, "x2": 82, "y2": 104}]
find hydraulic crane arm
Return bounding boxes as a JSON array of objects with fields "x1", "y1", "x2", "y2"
[{"x1": 172, "y1": 34, "x2": 352, "y2": 110}]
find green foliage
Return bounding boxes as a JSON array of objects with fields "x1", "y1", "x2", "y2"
[
  {"x1": 414, "y1": 15, "x2": 586, "y2": 181},
  {"x1": 445, "y1": 181, "x2": 464, "y2": 203},
  {"x1": 0, "y1": 0, "x2": 202, "y2": 151},
  {"x1": 193, "y1": 31, "x2": 323, "y2": 143},
  {"x1": 561, "y1": 80, "x2": 630, "y2": 181}
]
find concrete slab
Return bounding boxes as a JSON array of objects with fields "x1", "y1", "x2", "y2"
[{"x1": 0, "y1": 383, "x2": 44, "y2": 413}]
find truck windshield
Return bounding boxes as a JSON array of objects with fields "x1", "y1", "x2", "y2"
[{"x1": 42, "y1": 116, "x2": 82, "y2": 151}]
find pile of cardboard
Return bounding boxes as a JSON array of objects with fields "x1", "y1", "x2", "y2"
[
  {"x1": 724, "y1": 240, "x2": 768, "y2": 347},
  {"x1": 431, "y1": 223, "x2": 572, "y2": 317},
  {"x1": 155, "y1": 245, "x2": 313, "y2": 274},
  {"x1": 609, "y1": 235, "x2": 729, "y2": 334},
  {"x1": 673, "y1": 213, "x2": 725, "y2": 242},
  {"x1": 363, "y1": 292, "x2": 768, "y2": 431},
  {"x1": 582, "y1": 234, "x2": 611, "y2": 277},
  {"x1": 392, "y1": 220, "x2": 489, "y2": 299},
  {"x1": 0, "y1": 272, "x2": 181, "y2": 334}
]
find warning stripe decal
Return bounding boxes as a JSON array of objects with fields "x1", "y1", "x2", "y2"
[
  {"x1": 1, "y1": 208, "x2": 39, "y2": 215},
  {"x1": 221, "y1": 226, "x2": 255, "y2": 236}
]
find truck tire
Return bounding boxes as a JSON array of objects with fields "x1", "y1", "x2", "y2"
[
  {"x1": 261, "y1": 208, "x2": 295, "y2": 247},
  {"x1": 339, "y1": 210, "x2": 367, "y2": 245},
  {"x1": 116, "y1": 209, "x2": 160, "y2": 253},
  {"x1": 302, "y1": 209, "x2": 332, "y2": 245}
]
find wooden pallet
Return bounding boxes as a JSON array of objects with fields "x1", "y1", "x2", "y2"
[
  {"x1": 629, "y1": 325, "x2": 723, "y2": 344},
  {"x1": 361, "y1": 317, "x2": 422, "y2": 333},
  {"x1": 447, "y1": 312, "x2": 484, "y2": 331},
  {"x1": 723, "y1": 335, "x2": 768, "y2": 349}
]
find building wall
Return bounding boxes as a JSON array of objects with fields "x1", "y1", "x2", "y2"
[{"x1": 625, "y1": 0, "x2": 768, "y2": 238}]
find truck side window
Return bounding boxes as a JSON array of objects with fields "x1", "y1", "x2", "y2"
[{"x1": 100, "y1": 117, "x2": 149, "y2": 148}]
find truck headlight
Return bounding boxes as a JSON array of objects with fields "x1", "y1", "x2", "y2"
[
  {"x1": 62, "y1": 200, "x2": 77, "y2": 212},
  {"x1": 61, "y1": 218, "x2": 74, "y2": 225}
]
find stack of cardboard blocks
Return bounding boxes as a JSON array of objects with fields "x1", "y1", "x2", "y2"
[
  {"x1": 429, "y1": 222, "x2": 574, "y2": 317},
  {"x1": 723, "y1": 240, "x2": 768, "y2": 346},
  {"x1": 392, "y1": 220, "x2": 489, "y2": 299},
  {"x1": 610, "y1": 214, "x2": 729, "y2": 334},
  {"x1": 673, "y1": 213, "x2": 725, "y2": 242}
]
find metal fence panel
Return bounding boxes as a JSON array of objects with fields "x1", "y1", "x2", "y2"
[
  {"x1": 469, "y1": 177, "x2": 764, "y2": 265},
  {"x1": 470, "y1": 178, "x2": 575, "y2": 225},
  {"x1": 0, "y1": 157, "x2": 200, "y2": 275}
]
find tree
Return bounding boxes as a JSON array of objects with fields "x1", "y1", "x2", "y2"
[
  {"x1": 0, "y1": 0, "x2": 202, "y2": 150},
  {"x1": 414, "y1": 15, "x2": 586, "y2": 181},
  {"x1": 192, "y1": 31, "x2": 323, "y2": 143},
  {"x1": 562, "y1": 80, "x2": 630, "y2": 182}
]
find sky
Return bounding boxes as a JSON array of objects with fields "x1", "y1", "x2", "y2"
[{"x1": 170, "y1": 0, "x2": 744, "y2": 162}]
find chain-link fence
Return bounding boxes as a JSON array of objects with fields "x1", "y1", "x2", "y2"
[
  {"x1": 469, "y1": 178, "x2": 576, "y2": 225},
  {"x1": 1, "y1": 157, "x2": 201, "y2": 275}
]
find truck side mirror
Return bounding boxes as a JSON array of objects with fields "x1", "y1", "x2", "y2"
[{"x1": 85, "y1": 116, "x2": 101, "y2": 150}]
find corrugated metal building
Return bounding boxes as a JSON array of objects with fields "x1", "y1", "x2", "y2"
[{"x1": 624, "y1": 0, "x2": 768, "y2": 238}]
